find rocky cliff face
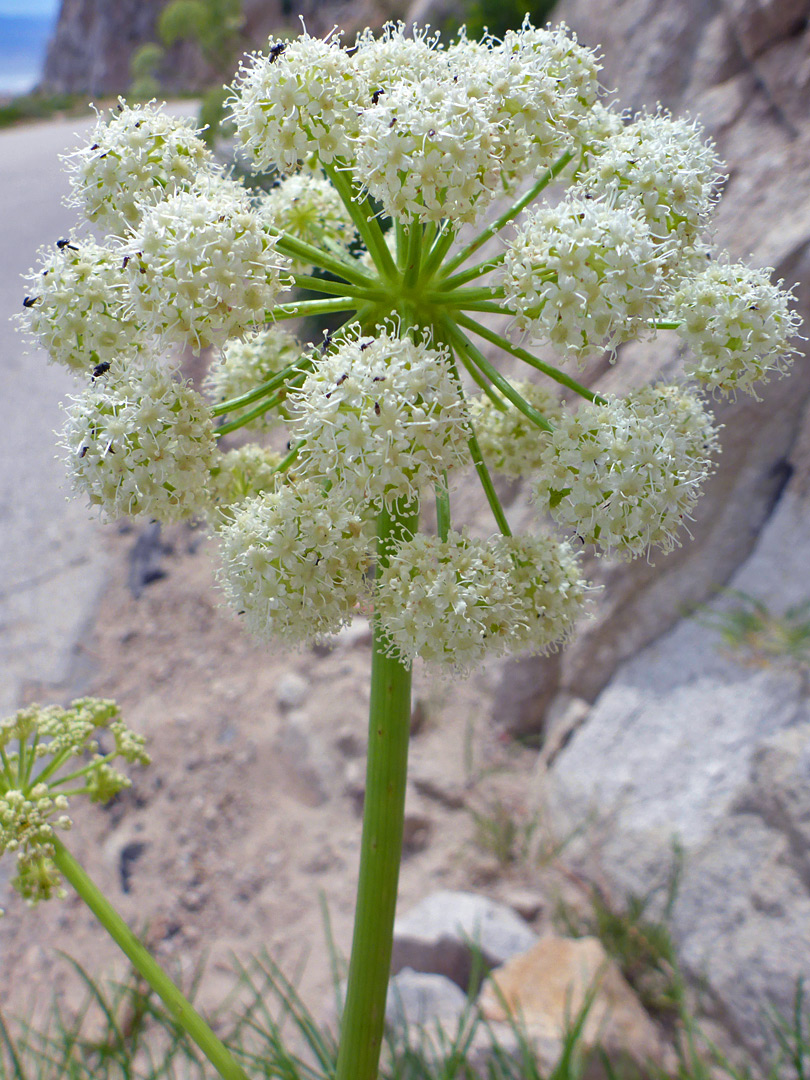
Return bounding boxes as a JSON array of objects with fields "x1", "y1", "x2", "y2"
[{"x1": 40, "y1": 0, "x2": 398, "y2": 96}]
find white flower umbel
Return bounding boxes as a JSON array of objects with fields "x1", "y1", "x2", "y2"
[
  {"x1": 352, "y1": 22, "x2": 448, "y2": 90},
  {"x1": 204, "y1": 326, "x2": 302, "y2": 430},
  {"x1": 503, "y1": 195, "x2": 665, "y2": 359},
  {"x1": 482, "y1": 21, "x2": 601, "y2": 179},
  {"x1": 229, "y1": 31, "x2": 365, "y2": 174},
  {"x1": 669, "y1": 261, "x2": 802, "y2": 398},
  {"x1": 534, "y1": 384, "x2": 719, "y2": 558},
  {"x1": 469, "y1": 381, "x2": 561, "y2": 478},
  {"x1": 62, "y1": 365, "x2": 216, "y2": 522},
  {"x1": 376, "y1": 531, "x2": 519, "y2": 669},
  {"x1": 20, "y1": 239, "x2": 147, "y2": 375},
  {"x1": 577, "y1": 110, "x2": 723, "y2": 250},
  {"x1": 208, "y1": 444, "x2": 285, "y2": 521},
  {"x1": 493, "y1": 533, "x2": 590, "y2": 654},
  {"x1": 259, "y1": 172, "x2": 356, "y2": 273},
  {"x1": 125, "y1": 180, "x2": 290, "y2": 350},
  {"x1": 356, "y1": 79, "x2": 502, "y2": 224},
  {"x1": 64, "y1": 100, "x2": 216, "y2": 235},
  {"x1": 290, "y1": 330, "x2": 470, "y2": 508},
  {"x1": 217, "y1": 480, "x2": 374, "y2": 644}
]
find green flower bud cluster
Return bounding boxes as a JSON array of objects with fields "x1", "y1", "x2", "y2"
[{"x1": 0, "y1": 699, "x2": 148, "y2": 906}]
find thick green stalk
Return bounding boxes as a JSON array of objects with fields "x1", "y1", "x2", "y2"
[
  {"x1": 49, "y1": 836, "x2": 249, "y2": 1080},
  {"x1": 273, "y1": 231, "x2": 376, "y2": 287},
  {"x1": 271, "y1": 297, "x2": 361, "y2": 321},
  {"x1": 324, "y1": 162, "x2": 399, "y2": 283},
  {"x1": 336, "y1": 500, "x2": 419, "y2": 1080}
]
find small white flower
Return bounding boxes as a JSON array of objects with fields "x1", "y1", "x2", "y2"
[
  {"x1": 62, "y1": 364, "x2": 216, "y2": 522},
  {"x1": 533, "y1": 384, "x2": 719, "y2": 558},
  {"x1": 503, "y1": 196, "x2": 665, "y2": 359},
  {"x1": 217, "y1": 480, "x2": 374, "y2": 643},
  {"x1": 289, "y1": 330, "x2": 470, "y2": 508},
  {"x1": 229, "y1": 31, "x2": 366, "y2": 174},
  {"x1": 669, "y1": 261, "x2": 803, "y2": 398},
  {"x1": 468, "y1": 381, "x2": 561, "y2": 478},
  {"x1": 376, "y1": 530, "x2": 519, "y2": 669},
  {"x1": 19, "y1": 239, "x2": 148, "y2": 375},
  {"x1": 352, "y1": 22, "x2": 449, "y2": 90},
  {"x1": 63, "y1": 99, "x2": 216, "y2": 234},
  {"x1": 125, "y1": 180, "x2": 290, "y2": 350}
]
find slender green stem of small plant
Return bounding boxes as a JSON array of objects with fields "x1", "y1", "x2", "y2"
[
  {"x1": 289, "y1": 273, "x2": 384, "y2": 302},
  {"x1": 441, "y1": 150, "x2": 573, "y2": 275},
  {"x1": 442, "y1": 317, "x2": 553, "y2": 432},
  {"x1": 324, "y1": 162, "x2": 399, "y2": 282},
  {"x1": 468, "y1": 423, "x2": 512, "y2": 537},
  {"x1": 49, "y1": 836, "x2": 250, "y2": 1080},
  {"x1": 403, "y1": 220, "x2": 423, "y2": 290},
  {"x1": 274, "y1": 439, "x2": 304, "y2": 473},
  {"x1": 422, "y1": 220, "x2": 457, "y2": 281},
  {"x1": 455, "y1": 312, "x2": 607, "y2": 404},
  {"x1": 271, "y1": 297, "x2": 361, "y2": 321},
  {"x1": 211, "y1": 360, "x2": 313, "y2": 417},
  {"x1": 335, "y1": 499, "x2": 418, "y2": 1080},
  {"x1": 435, "y1": 475, "x2": 451, "y2": 542},
  {"x1": 450, "y1": 300, "x2": 510, "y2": 314},
  {"x1": 25, "y1": 745, "x2": 70, "y2": 788},
  {"x1": 273, "y1": 232, "x2": 375, "y2": 288},
  {"x1": 49, "y1": 752, "x2": 118, "y2": 787},
  {"x1": 437, "y1": 251, "x2": 506, "y2": 291},
  {"x1": 652, "y1": 321, "x2": 680, "y2": 330}
]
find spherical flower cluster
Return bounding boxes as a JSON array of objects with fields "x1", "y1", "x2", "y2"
[
  {"x1": 125, "y1": 180, "x2": 290, "y2": 350},
  {"x1": 208, "y1": 444, "x2": 284, "y2": 521},
  {"x1": 258, "y1": 172, "x2": 356, "y2": 273},
  {"x1": 352, "y1": 23, "x2": 448, "y2": 90},
  {"x1": 493, "y1": 533, "x2": 590, "y2": 654},
  {"x1": 290, "y1": 330, "x2": 471, "y2": 507},
  {"x1": 502, "y1": 196, "x2": 665, "y2": 359},
  {"x1": 468, "y1": 381, "x2": 561, "y2": 478},
  {"x1": 217, "y1": 480, "x2": 374, "y2": 643},
  {"x1": 19, "y1": 239, "x2": 148, "y2": 374},
  {"x1": 204, "y1": 326, "x2": 303, "y2": 430},
  {"x1": 229, "y1": 32, "x2": 365, "y2": 174},
  {"x1": 64, "y1": 100, "x2": 216, "y2": 234},
  {"x1": 577, "y1": 110, "x2": 722, "y2": 248},
  {"x1": 356, "y1": 80, "x2": 502, "y2": 224},
  {"x1": 534, "y1": 384, "x2": 719, "y2": 558},
  {"x1": 483, "y1": 21, "x2": 601, "y2": 178},
  {"x1": 0, "y1": 698, "x2": 148, "y2": 905},
  {"x1": 669, "y1": 261, "x2": 803, "y2": 397},
  {"x1": 376, "y1": 531, "x2": 519, "y2": 669},
  {"x1": 62, "y1": 365, "x2": 216, "y2": 522}
]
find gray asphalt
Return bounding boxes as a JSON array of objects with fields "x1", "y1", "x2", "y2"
[{"x1": 0, "y1": 105, "x2": 198, "y2": 717}]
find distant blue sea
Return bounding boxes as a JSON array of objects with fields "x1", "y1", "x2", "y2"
[{"x1": 0, "y1": 14, "x2": 57, "y2": 95}]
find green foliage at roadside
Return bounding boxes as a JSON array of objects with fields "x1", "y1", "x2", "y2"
[{"x1": 0, "y1": 91, "x2": 84, "y2": 129}]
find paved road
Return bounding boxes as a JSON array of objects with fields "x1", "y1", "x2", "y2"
[{"x1": 0, "y1": 106, "x2": 197, "y2": 717}]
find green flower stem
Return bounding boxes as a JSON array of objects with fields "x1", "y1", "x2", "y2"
[
  {"x1": 421, "y1": 221, "x2": 457, "y2": 282},
  {"x1": 467, "y1": 424, "x2": 513, "y2": 537},
  {"x1": 441, "y1": 317, "x2": 553, "y2": 432},
  {"x1": 441, "y1": 149, "x2": 573, "y2": 275},
  {"x1": 335, "y1": 500, "x2": 419, "y2": 1080},
  {"x1": 289, "y1": 273, "x2": 385, "y2": 302},
  {"x1": 214, "y1": 372, "x2": 307, "y2": 437},
  {"x1": 435, "y1": 475, "x2": 451, "y2": 542},
  {"x1": 437, "y1": 251, "x2": 505, "y2": 290},
  {"x1": 49, "y1": 836, "x2": 250, "y2": 1080},
  {"x1": 211, "y1": 360, "x2": 313, "y2": 418},
  {"x1": 403, "y1": 221, "x2": 423, "y2": 291},
  {"x1": 50, "y1": 752, "x2": 118, "y2": 787},
  {"x1": 454, "y1": 311, "x2": 607, "y2": 404},
  {"x1": 272, "y1": 232, "x2": 375, "y2": 288},
  {"x1": 450, "y1": 300, "x2": 511, "y2": 314},
  {"x1": 395, "y1": 220, "x2": 408, "y2": 270},
  {"x1": 271, "y1": 297, "x2": 362, "y2": 321},
  {"x1": 324, "y1": 162, "x2": 399, "y2": 283},
  {"x1": 273, "y1": 439, "x2": 304, "y2": 473},
  {"x1": 652, "y1": 321, "x2": 680, "y2": 330},
  {"x1": 431, "y1": 285, "x2": 505, "y2": 305}
]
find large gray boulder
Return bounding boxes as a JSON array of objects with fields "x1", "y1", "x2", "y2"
[{"x1": 544, "y1": 486, "x2": 810, "y2": 1062}]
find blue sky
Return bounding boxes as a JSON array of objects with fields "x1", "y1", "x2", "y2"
[{"x1": 0, "y1": 0, "x2": 58, "y2": 15}]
